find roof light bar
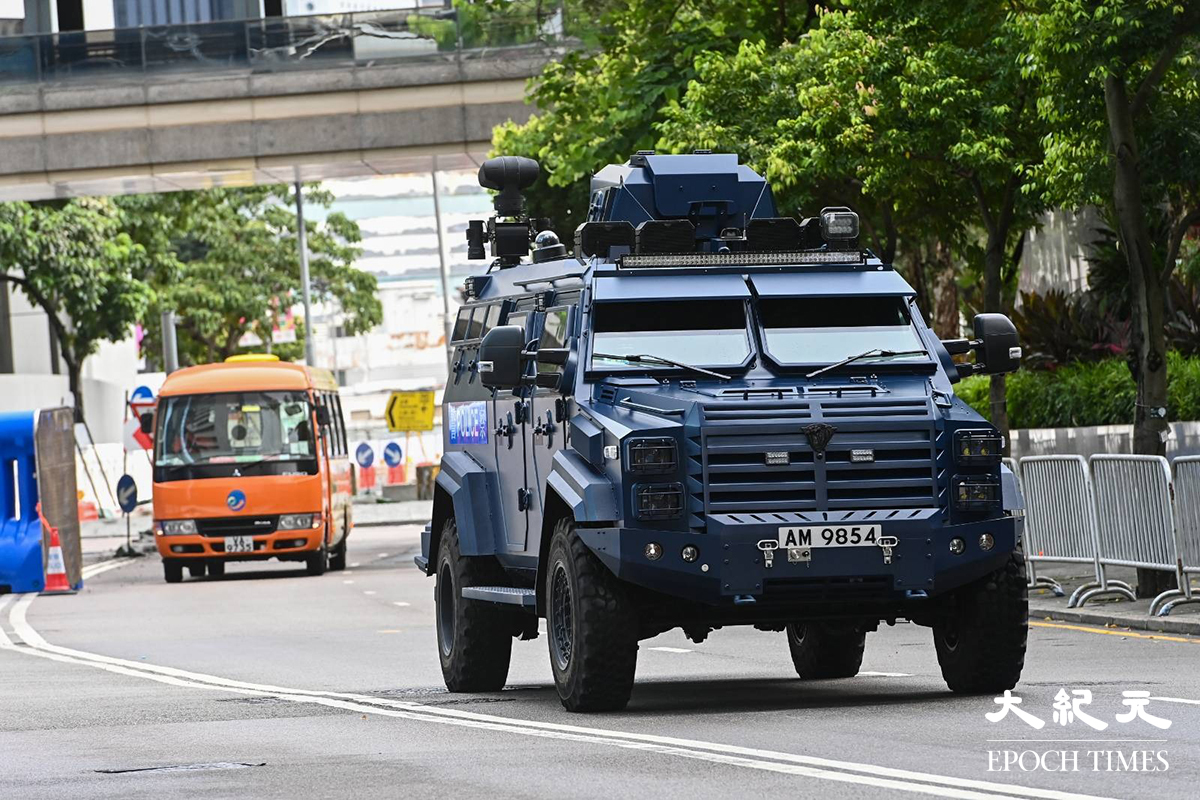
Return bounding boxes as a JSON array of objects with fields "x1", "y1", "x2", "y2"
[{"x1": 619, "y1": 251, "x2": 865, "y2": 268}]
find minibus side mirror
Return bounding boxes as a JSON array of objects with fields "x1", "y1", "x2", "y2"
[
  {"x1": 315, "y1": 406, "x2": 331, "y2": 427},
  {"x1": 139, "y1": 413, "x2": 154, "y2": 434}
]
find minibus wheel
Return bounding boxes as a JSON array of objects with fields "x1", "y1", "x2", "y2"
[
  {"x1": 187, "y1": 563, "x2": 207, "y2": 578},
  {"x1": 330, "y1": 537, "x2": 347, "y2": 571},
  {"x1": 208, "y1": 560, "x2": 225, "y2": 578},
  {"x1": 163, "y1": 559, "x2": 183, "y2": 584},
  {"x1": 306, "y1": 542, "x2": 329, "y2": 576}
]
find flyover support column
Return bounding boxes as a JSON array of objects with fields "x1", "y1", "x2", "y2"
[{"x1": 295, "y1": 181, "x2": 315, "y2": 366}]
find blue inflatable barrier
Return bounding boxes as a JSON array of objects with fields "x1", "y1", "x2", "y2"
[{"x1": 0, "y1": 408, "x2": 82, "y2": 594}]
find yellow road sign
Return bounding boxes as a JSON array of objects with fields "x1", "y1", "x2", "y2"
[{"x1": 386, "y1": 390, "x2": 435, "y2": 432}]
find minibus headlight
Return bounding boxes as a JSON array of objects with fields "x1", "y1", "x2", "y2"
[
  {"x1": 279, "y1": 513, "x2": 318, "y2": 531},
  {"x1": 157, "y1": 519, "x2": 197, "y2": 535}
]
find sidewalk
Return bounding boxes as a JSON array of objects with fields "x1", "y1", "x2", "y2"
[
  {"x1": 1028, "y1": 563, "x2": 1200, "y2": 636},
  {"x1": 352, "y1": 499, "x2": 431, "y2": 527}
]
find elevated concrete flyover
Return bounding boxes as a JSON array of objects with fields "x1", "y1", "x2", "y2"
[{"x1": 0, "y1": 8, "x2": 570, "y2": 199}]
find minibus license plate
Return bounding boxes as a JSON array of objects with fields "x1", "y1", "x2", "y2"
[
  {"x1": 777, "y1": 524, "x2": 881, "y2": 548},
  {"x1": 225, "y1": 535, "x2": 254, "y2": 553}
]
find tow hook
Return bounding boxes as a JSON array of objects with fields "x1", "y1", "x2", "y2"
[
  {"x1": 756, "y1": 539, "x2": 779, "y2": 568},
  {"x1": 878, "y1": 535, "x2": 899, "y2": 565}
]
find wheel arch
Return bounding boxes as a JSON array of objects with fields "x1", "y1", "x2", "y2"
[{"x1": 428, "y1": 451, "x2": 504, "y2": 565}]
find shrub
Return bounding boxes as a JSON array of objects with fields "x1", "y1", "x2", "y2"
[{"x1": 951, "y1": 355, "x2": 1200, "y2": 429}]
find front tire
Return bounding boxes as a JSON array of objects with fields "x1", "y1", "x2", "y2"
[
  {"x1": 329, "y1": 533, "x2": 347, "y2": 572},
  {"x1": 435, "y1": 518, "x2": 513, "y2": 692},
  {"x1": 163, "y1": 559, "x2": 183, "y2": 584},
  {"x1": 786, "y1": 623, "x2": 866, "y2": 679},
  {"x1": 187, "y1": 563, "x2": 207, "y2": 578},
  {"x1": 306, "y1": 541, "x2": 328, "y2": 576},
  {"x1": 545, "y1": 518, "x2": 638, "y2": 712},
  {"x1": 208, "y1": 560, "x2": 226, "y2": 578},
  {"x1": 933, "y1": 552, "x2": 1028, "y2": 694}
]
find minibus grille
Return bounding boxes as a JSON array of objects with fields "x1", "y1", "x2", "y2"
[{"x1": 196, "y1": 516, "x2": 279, "y2": 536}]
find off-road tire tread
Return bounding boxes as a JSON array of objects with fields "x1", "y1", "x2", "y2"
[
  {"x1": 438, "y1": 520, "x2": 513, "y2": 692},
  {"x1": 786, "y1": 624, "x2": 866, "y2": 679},
  {"x1": 934, "y1": 551, "x2": 1028, "y2": 694},
  {"x1": 549, "y1": 518, "x2": 638, "y2": 712}
]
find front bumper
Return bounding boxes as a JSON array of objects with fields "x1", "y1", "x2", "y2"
[
  {"x1": 576, "y1": 509, "x2": 1019, "y2": 607},
  {"x1": 155, "y1": 526, "x2": 325, "y2": 560}
]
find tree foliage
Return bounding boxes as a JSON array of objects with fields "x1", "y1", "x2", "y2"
[
  {"x1": 0, "y1": 198, "x2": 151, "y2": 420},
  {"x1": 120, "y1": 186, "x2": 382, "y2": 367}
]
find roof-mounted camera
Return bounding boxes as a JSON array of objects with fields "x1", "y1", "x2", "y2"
[{"x1": 466, "y1": 156, "x2": 541, "y2": 269}]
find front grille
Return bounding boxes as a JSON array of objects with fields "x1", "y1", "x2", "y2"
[
  {"x1": 689, "y1": 398, "x2": 938, "y2": 525},
  {"x1": 196, "y1": 516, "x2": 279, "y2": 537}
]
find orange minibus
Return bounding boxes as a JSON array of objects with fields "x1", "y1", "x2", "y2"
[{"x1": 150, "y1": 355, "x2": 353, "y2": 583}]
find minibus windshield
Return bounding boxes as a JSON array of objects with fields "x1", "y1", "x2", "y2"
[{"x1": 156, "y1": 391, "x2": 315, "y2": 468}]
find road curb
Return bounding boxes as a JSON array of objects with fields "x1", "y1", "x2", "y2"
[
  {"x1": 1029, "y1": 602, "x2": 1200, "y2": 636},
  {"x1": 355, "y1": 518, "x2": 430, "y2": 528}
]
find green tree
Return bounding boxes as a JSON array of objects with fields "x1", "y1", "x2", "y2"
[
  {"x1": 492, "y1": 0, "x2": 824, "y2": 238},
  {"x1": 124, "y1": 185, "x2": 382, "y2": 366},
  {"x1": 1020, "y1": 0, "x2": 1200, "y2": 458},
  {"x1": 0, "y1": 198, "x2": 152, "y2": 421},
  {"x1": 659, "y1": 2, "x2": 1051, "y2": 440}
]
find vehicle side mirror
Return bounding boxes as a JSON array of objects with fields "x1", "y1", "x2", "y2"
[
  {"x1": 965, "y1": 313, "x2": 1021, "y2": 376},
  {"x1": 139, "y1": 413, "x2": 154, "y2": 434},
  {"x1": 315, "y1": 405, "x2": 331, "y2": 427},
  {"x1": 479, "y1": 325, "x2": 527, "y2": 390}
]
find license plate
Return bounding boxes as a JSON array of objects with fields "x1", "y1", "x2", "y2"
[
  {"x1": 778, "y1": 524, "x2": 882, "y2": 548},
  {"x1": 225, "y1": 535, "x2": 254, "y2": 553}
]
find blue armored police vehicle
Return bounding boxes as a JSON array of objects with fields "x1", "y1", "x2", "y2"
[{"x1": 415, "y1": 152, "x2": 1026, "y2": 712}]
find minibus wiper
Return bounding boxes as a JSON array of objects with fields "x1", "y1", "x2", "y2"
[
  {"x1": 805, "y1": 348, "x2": 927, "y2": 379},
  {"x1": 592, "y1": 352, "x2": 731, "y2": 381}
]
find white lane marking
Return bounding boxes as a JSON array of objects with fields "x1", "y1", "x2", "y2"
[
  {"x1": 350, "y1": 563, "x2": 361, "y2": 568},
  {"x1": 377, "y1": 553, "x2": 389, "y2": 558},
  {"x1": 859, "y1": 671, "x2": 913, "y2": 678},
  {"x1": 81, "y1": 558, "x2": 136, "y2": 580},
  {"x1": 1151, "y1": 696, "x2": 1200, "y2": 706},
  {"x1": 392, "y1": 602, "x2": 410, "y2": 607},
  {"x1": 4, "y1": 596, "x2": 1112, "y2": 800},
  {"x1": 363, "y1": 591, "x2": 377, "y2": 596},
  {"x1": 0, "y1": 594, "x2": 11, "y2": 645},
  {"x1": 343, "y1": 580, "x2": 355, "y2": 585},
  {"x1": 648, "y1": 646, "x2": 692, "y2": 653}
]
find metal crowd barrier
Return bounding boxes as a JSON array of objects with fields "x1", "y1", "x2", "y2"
[
  {"x1": 1087, "y1": 455, "x2": 1187, "y2": 613},
  {"x1": 1017, "y1": 456, "x2": 1134, "y2": 603},
  {"x1": 1159, "y1": 457, "x2": 1200, "y2": 615}
]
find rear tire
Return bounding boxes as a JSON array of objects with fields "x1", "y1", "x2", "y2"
[
  {"x1": 208, "y1": 560, "x2": 226, "y2": 578},
  {"x1": 306, "y1": 541, "x2": 328, "y2": 576},
  {"x1": 187, "y1": 563, "x2": 207, "y2": 578},
  {"x1": 163, "y1": 559, "x2": 183, "y2": 584},
  {"x1": 546, "y1": 518, "x2": 638, "y2": 712},
  {"x1": 786, "y1": 623, "x2": 866, "y2": 679},
  {"x1": 933, "y1": 552, "x2": 1028, "y2": 694},
  {"x1": 435, "y1": 518, "x2": 513, "y2": 692}
]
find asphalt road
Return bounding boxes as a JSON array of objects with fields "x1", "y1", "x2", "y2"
[{"x1": 2, "y1": 525, "x2": 1197, "y2": 800}]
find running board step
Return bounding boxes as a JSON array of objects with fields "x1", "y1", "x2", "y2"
[{"x1": 461, "y1": 586, "x2": 536, "y2": 608}]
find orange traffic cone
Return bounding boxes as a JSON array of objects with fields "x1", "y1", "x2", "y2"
[{"x1": 38, "y1": 503, "x2": 76, "y2": 596}]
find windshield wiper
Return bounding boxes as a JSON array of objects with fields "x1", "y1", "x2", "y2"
[
  {"x1": 805, "y1": 348, "x2": 928, "y2": 379},
  {"x1": 592, "y1": 352, "x2": 731, "y2": 381}
]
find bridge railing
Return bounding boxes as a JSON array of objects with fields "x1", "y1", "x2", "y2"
[{"x1": 0, "y1": 5, "x2": 569, "y2": 89}]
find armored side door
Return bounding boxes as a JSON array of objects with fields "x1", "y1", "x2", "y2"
[
  {"x1": 525, "y1": 298, "x2": 578, "y2": 553},
  {"x1": 492, "y1": 303, "x2": 536, "y2": 551}
]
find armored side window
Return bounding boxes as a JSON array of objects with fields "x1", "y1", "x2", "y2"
[
  {"x1": 482, "y1": 304, "x2": 502, "y2": 335},
  {"x1": 451, "y1": 308, "x2": 471, "y2": 342},
  {"x1": 465, "y1": 307, "x2": 486, "y2": 341}
]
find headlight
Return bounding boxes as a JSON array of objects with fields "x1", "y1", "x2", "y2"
[
  {"x1": 157, "y1": 519, "x2": 197, "y2": 535},
  {"x1": 627, "y1": 437, "x2": 677, "y2": 473},
  {"x1": 634, "y1": 483, "x2": 684, "y2": 520},
  {"x1": 279, "y1": 513, "x2": 319, "y2": 531},
  {"x1": 953, "y1": 477, "x2": 1000, "y2": 510},
  {"x1": 954, "y1": 429, "x2": 1003, "y2": 465}
]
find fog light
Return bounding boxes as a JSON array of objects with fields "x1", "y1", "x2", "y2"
[
  {"x1": 949, "y1": 537, "x2": 965, "y2": 555},
  {"x1": 979, "y1": 533, "x2": 995, "y2": 551},
  {"x1": 644, "y1": 542, "x2": 663, "y2": 561},
  {"x1": 681, "y1": 545, "x2": 699, "y2": 563}
]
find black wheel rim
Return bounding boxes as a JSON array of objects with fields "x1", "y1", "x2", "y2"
[
  {"x1": 788, "y1": 623, "x2": 807, "y2": 646},
  {"x1": 550, "y1": 562, "x2": 573, "y2": 671},
  {"x1": 940, "y1": 624, "x2": 960, "y2": 651},
  {"x1": 437, "y1": 561, "x2": 455, "y2": 657}
]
